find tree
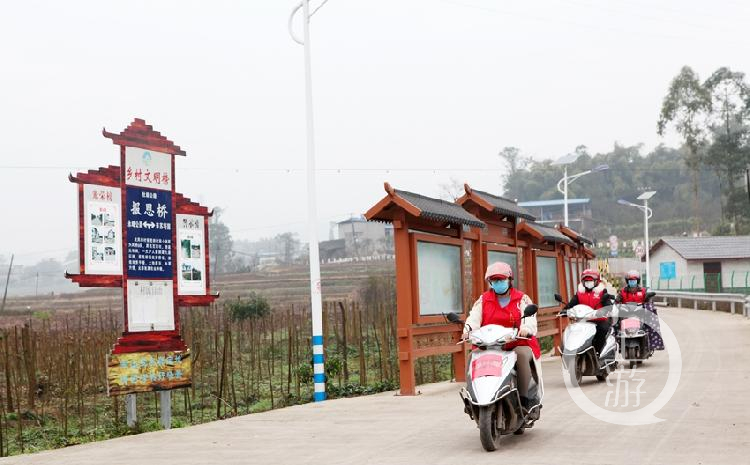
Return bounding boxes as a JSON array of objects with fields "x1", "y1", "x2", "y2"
[
  {"x1": 703, "y1": 67, "x2": 750, "y2": 231},
  {"x1": 209, "y1": 207, "x2": 235, "y2": 275},
  {"x1": 657, "y1": 66, "x2": 712, "y2": 232},
  {"x1": 438, "y1": 176, "x2": 464, "y2": 201},
  {"x1": 498, "y1": 146, "x2": 531, "y2": 188},
  {"x1": 275, "y1": 232, "x2": 300, "y2": 265}
]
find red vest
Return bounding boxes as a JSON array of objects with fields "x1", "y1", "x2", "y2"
[
  {"x1": 576, "y1": 284, "x2": 607, "y2": 321},
  {"x1": 480, "y1": 289, "x2": 541, "y2": 358},
  {"x1": 619, "y1": 287, "x2": 646, "y2": 304},
  {"x1": 576, "y1": 287, "x2": 606, "y2": 309}
]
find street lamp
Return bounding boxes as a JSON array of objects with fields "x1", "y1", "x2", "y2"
[
  {"x1": 618, "y1": 191, "x2": 656, "y2": 288},
  {"x1": 288, "y1": 0, "x2": 328, "y2": 402},
  {"x1": 553, "y1": 152, "x2": 609, "y2": 227}
]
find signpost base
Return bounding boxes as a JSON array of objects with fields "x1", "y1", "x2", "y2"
[
  {"x1": 160, "y1": 391, "x2": 171, "y2": 429},
  {"x1": 126, "y1": 394, "x2": 137, "y2": 427}
]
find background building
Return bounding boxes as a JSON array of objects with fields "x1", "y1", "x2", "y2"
[{"x1": 646, "y1": 236, "x2": 750, "y2": 292}]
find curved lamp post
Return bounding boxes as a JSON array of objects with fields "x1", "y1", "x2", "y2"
[
  {"x1": 618, "y1": 191, "x2": 656, "y2": 288},
  {"x1": 553, "y1": 153, "x2": 609, "y2": 227}
]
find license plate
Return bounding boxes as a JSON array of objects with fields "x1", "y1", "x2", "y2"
[{"x1": 471, "y1": 354, "x2": 504, "y2": 379}]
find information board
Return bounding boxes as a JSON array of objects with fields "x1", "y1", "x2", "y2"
[
  {"x1": 126, "y1": 187, "x2": 173, "y2": 279},
  {"x1": 176, "y1": 214, "x2": 206, "y2": 295},
  {"x1": 83, "y1": 184, "x2": 122, "y2": 274}
]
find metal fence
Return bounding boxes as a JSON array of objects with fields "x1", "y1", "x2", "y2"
[
  {"x1": 648, "y1": 271, "x2": 750, "y2": 294},
  {"x1": 652, "y1": 290, "x2": 749, "y2": 317}
]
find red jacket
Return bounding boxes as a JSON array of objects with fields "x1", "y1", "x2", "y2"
[
  {"x1": 619, "y1": 286, "x2": 647, "y2": 304},
  {"x1": 480, "y1": 289, "x2": 541, "y2": 358},
  {"x1": 575, "y1": 283, "x2": 608, "y2": 321}
]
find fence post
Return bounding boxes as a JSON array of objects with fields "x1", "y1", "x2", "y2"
[
  {"x1": 711, "y1": 300, "x2": 716, "y2": 312},
  {"x1": 745, "y1": 296, "x2": 750, "y2": 318},
  {"x1": 731, "y1": 271, "x2": 735, "y2": 290}
]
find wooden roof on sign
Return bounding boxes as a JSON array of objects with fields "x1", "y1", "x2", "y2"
[
  {"x1": 103, "y1": 118, "x2": 186, "y2": 156},
  {"x1": 456, "y1": 184, "x2": 536, "y2": 221},
  {"x1": 365, "y1": 182, "x2": 486, "y2": 228},
  {"x1": 175, "y1": 193, "x2": 213, "y2": 216},
  {"x1": 518, "y1": 220, "x2": 575, "y2": 246},
  {"x1": 558, "y1": 225, "x2": 594, "y2": 245},
  {"x1": 69, "y1": 165, "x2": 120, "y2": 186}
]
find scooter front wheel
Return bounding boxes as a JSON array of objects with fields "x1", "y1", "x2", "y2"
[
  {"x1": 478, "y1": 405, "x2": 500, "y2": 452},
  {"x1": 569, "y1": 356, "x2": 584, "y2": 386}
]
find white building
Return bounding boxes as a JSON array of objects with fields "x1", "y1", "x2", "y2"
[
  {"x1": 646, "y1": 236, "x2": 750, "y2": 292},
  {"x1": 337, "y1": 216, "x2": 392, "y2": 254}
]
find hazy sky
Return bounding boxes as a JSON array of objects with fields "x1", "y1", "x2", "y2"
[{"x1": 1, "y1": 0, "x2": 749, "y2": 265}]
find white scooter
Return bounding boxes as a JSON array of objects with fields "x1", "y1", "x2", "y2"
[
  {"x1": 447, "y1": 305, "x2": 543, "y2": 452},
  {"x1": 554, "y1": 294, "x2": 617, "y2": 385}
]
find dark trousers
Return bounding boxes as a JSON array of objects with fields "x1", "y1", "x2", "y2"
[{"x1": 593, "y1": 320, "x2": 611, "y2": 354}]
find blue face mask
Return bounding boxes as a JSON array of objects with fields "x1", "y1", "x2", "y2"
[
  {"x1": 490, "y1": 279, "x2": 510, "y2": 294},
  {"x1": 627, "y1": 279, "x2": 638, "y2": 287}
]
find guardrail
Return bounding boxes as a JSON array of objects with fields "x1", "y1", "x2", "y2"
[{"x1": 652, "y1": 290, "x2": 749, "y2": 317}]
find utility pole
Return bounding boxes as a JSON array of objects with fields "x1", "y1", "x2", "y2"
[
  {"x1": 289, "y1": 0, "x2": 327, "y2": 402},
  {"x1": 1, "y1": 254, "x2": 14, "y2": 313}
]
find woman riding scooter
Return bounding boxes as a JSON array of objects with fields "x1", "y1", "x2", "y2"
[
  {"x1": 616, "y1": 270, "x2": 664, "y2": 351},
  {"x1": 463, "y1": 262, "x2": 541, "y2": 411},
  {"x1": 563, "y1": 269, "x2": 615, "y2": 356},
  {"x1": 617, "y1": 270, "x2": 648, "y2": 304}
]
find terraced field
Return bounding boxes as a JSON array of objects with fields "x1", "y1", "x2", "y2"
[{"x1": 2, "y1": 260, "x2": 395, "y2": 318}]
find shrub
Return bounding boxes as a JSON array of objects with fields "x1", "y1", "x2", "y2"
[{"x1": 226, "y1": 292, "x2": 271, "y2": 321}]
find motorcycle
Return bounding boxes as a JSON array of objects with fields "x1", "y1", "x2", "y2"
[
  {"x1": 617, "y1": 291, "x2": 657, "y2": 369},
  {"x1": 446, "y1": 305, "x2": 543, "y2": 452},
  {"x1": 554, "y1": 294, "x2": 617, "y2": 385}
]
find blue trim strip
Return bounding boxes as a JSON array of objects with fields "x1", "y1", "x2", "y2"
[
  {"x1": 313, "y1": 373, "x2": 326, "y2": 383},
  {"x1": 312, "y1": 335, "x2": 324, "y2": 345},
  {"x1": 312, "y1": 354, "x2": 324, "y2": 364},
  {"x1": 313, "y1": 392, "x2": 326, "y2": 402}
]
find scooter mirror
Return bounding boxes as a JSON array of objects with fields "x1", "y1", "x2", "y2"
[
  {"x1": 446, "y1": 312, "x2": 464, "y2": 324},
  {"x1": 523, "y1": 304, "x2": 538, "y2": 318},
  {"x1": 645, "y1": 292, "x2": 656, "y2": 300},
  {"x1": 554, "y1": 293, "x2": 564, "y2": 304}
]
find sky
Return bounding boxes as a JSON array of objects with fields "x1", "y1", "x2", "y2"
[{"x1": 1, "y1": 0, "x2": 749, "y2": 265}]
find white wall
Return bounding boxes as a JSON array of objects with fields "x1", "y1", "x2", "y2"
[
  {"x1": 649, "y1": 243, "x2": 750, "y2": 290},
  {"x1": 649, "y1": 244, "x2": 688, "y2": 288}
]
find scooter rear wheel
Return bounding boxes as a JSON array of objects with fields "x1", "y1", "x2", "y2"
[{"x1": 478, "y1": 405, "x2": 500, "y2": 452}]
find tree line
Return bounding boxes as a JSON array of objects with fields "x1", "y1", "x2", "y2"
[{"x1": 500, "y1": 65, "x2": 750, "y2": 239}]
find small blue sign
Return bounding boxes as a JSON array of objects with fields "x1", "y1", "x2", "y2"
[
  {"x1": 659, "y1": 261, "x2": 676, "y2": 280},
  {"x1": 126, "y1": 187, "x2": 173, "y2": 279}
]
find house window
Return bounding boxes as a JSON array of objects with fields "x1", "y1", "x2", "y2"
[{"x1": 416, "y1": 241, "x2": 462, "y2": 315}]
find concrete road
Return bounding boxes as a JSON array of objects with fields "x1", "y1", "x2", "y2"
[{"x1": 3, "y1": 307, "x2": 749, "y2": 465}]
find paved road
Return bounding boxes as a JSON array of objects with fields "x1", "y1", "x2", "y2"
[{"x1": 3, "y1": 307, "x2": 749, "y2": 465}]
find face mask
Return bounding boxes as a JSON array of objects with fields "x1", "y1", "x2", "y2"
[
  {"x1": 627, "y1": 279, "x2": 638, "y2": 287},
  {"x1": 583, "y1": 280, "x2": 595, "y2": 290},
  {"x1": 490, "y1": 279, "x2": 510, "y2": 294}
]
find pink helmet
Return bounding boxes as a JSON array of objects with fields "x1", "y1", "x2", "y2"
[{"x1": 485, "y1": 262, "x2": 513, "y2": 281}]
